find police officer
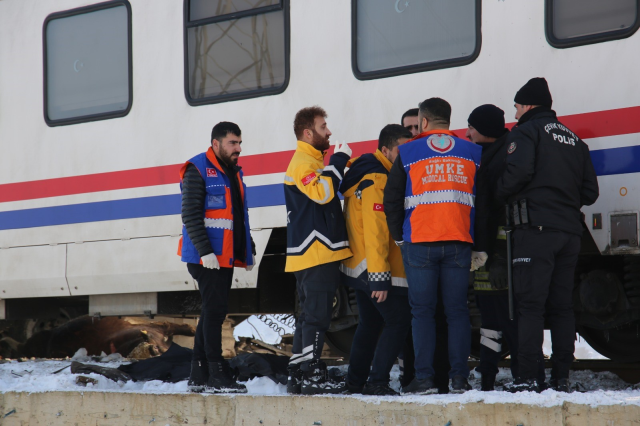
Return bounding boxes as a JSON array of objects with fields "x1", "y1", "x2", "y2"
[
  {"x1": 179, "y1": 121, "x2": 254, "y2": 393},
  {"x1": 385, "y1": 98, "x2": 481, "y2": 394},
  {"x1": 497, "y1": 78, "x2": 599, "y2": 392},
  {"x1": 284, "y1": 106, "x2": 353, "y2": 395}
]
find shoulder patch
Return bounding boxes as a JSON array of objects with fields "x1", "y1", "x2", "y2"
[
  {"x1": 373, "y1": 203, "x2": 384, "y2": 212},
  {"x1": 206, "y1": 168, "x2": 218, "y2": 177},
  {"x1": 507, "y1": 142, "x2": 517, "y2": 154},
  {"x1": 302, "y1": 172, "x2": 316, "y2": 186}
]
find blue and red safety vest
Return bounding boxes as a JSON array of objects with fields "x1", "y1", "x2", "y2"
[
  {"x1": 398, "y1": 129, "x2": 482, "y2": 244},
  {"x1": 177, "y1": 147, "x2": 253, "y2": 268}
]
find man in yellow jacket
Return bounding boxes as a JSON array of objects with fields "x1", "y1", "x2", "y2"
[
  {"x1": 340, "y1": 124, "x2": 413, "y2": 396},
  {"x1": 284, "y1": 106, "x2": 353, "y2": 395}
]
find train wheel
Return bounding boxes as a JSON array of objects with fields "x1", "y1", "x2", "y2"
[{"x1": 577, "y1": 324, "x2": 640, "y2": 362}]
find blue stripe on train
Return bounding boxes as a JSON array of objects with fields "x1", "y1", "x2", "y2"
[
  {"x1": 0, "y1": 144, "x2": 638, "y2": 230},
  {"x1": 0, "y1": 183, "x2": 285, "y2": 230},
  {"x1": 590, "y1": 145, "x2": 640, "y2": 176}
]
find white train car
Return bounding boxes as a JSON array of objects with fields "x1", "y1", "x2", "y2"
[{"x1": 0, "y1": 0, "x2": 639, "y2": 359}]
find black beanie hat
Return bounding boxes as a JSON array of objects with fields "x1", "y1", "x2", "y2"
[
  {"x1": 514, "y1": 77, "x2": 553, "y2": 107},
  {"x1": 467, "y1": 104, "x2": 506, "y2": 138}
]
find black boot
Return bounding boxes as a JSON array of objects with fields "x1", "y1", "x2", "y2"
[
  {"x1": 205, "y1": 361, "x2": 247, "y2": 394},
  {"x1": 401, "y1": 377, "x2": 438, "y2": 395},
  {"x1": 450, "y1": 375, "x2": 472, "y2": 394},
  {"x1": 188, "y1": 360, "x2": 209, "y2": 393},
  {"x1": 300, "y1": 360, "x2": 346, "y2": 395},
  {"x1": 362, "y1": 382, "x2": 399, "y2": 396},
  {"x1": 481, "y1": 374, "x2": 496, "y2": 391},
  {"x1": 550, "y1": 377, "x2": 570, "y2": 392},
  {"x1": 286, "y1": 364, "x2": 303, "y2": 394}
]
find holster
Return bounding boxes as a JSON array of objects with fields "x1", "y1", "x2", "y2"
[{"x1": 509, "y1": 199, "x2": 529, "y2": 228}]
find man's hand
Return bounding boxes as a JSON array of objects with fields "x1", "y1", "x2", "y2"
[
  {"x1": 245, "y1": 264, "x2": 254, "y2": 272},
  {"x1": 201, "y1": 253, "x2": 220, "y2": 270},
  {"x1": 489, "y1": 254, "x2": 508, "y2": 290},
  {"x1": 470, "y1": 251, "x2": 488, "y2": 271},
  {"x1": 371, "y1": 290, "x2": 388, "y2": 303},
  {"x1": 334, "y1": 140, "x2": 352, "y2": 157}
]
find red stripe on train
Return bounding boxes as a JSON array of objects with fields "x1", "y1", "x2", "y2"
[{"x1": 1, "y1": 106, "x2": 640, "y2": 203}]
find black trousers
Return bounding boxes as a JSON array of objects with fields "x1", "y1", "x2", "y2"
[
  {"x1": 347, "y1": 290, "x2": 411, "y2": 387},
  {"x1": 188, "y1": 263, "x2": 234, "y2": 363},
  {"x1": 400, "y1": 290, "x2": 450, "y2": 393},
  {"x1": 513, "y1": 228, "x2": 580, "y2": 380},
  {"x1": 476, "y1": 291, "x2": 519, "y2": 379},
  {"x1": 290, "y1": 261, "x2": 340, "y2": 370}
]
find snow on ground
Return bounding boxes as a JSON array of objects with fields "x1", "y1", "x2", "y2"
[
  {"x1": 0, "y1": 316, "x2": 624, "y2": 407},
  {"x1": 2, "y1": 353, "x2": 640, "y2": 408}
]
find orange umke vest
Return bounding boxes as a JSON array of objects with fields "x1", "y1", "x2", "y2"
[{"x1": 398, "y1": 130, "x2": 482, "y2": 243}]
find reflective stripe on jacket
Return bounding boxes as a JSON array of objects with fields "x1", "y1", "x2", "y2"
[
  {"x1": 177, "y1": 147, "x2": 253, "y2": 268},
  {"x1": 339, "y1": 150, "x2": 407, "y2": 293},
  {"x1": 398, "y1": 129, "x2": 482, "y2": 243},
  {"x1": 284, "y1": 141, "x2": 352, "y2": 272}
]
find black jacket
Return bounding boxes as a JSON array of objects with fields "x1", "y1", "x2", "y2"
[
  {"x1": 496, "y1": 107, "x2": 599, "y2": 236},
  {"x1": 181, "y1": 164, "x2": 212, "y2": 258},
  {"x1": 474, "y1": 130, "x2": 509, "y2": 256},
  {"x1": 384, "y1": 153, "x2": 407, "y2": 243}
]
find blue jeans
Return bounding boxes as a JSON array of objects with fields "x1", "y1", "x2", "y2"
[
  {"x1": 347, "y1": 289, "x2": 411, "y2": 387},
  {"x1": 402, "y1": 242, "x2": 472, "y2": 380}
]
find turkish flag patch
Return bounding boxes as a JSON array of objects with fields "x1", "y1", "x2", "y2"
[
  {"x1": 373, "y1": 203, "x2": 384, "y2": 212},
  {"x1": 302, "y1": 172, "x2": 316, "y2": 186},
  {"x1": 206, "y1": 168, "x2": 218, "y2": 177}
]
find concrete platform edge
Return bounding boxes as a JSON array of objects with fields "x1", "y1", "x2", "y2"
[{"x1": 1, "y1": 391, "x2": 639, "y2": 425}]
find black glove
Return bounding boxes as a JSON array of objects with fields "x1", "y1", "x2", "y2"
[{"x1": 489, "y1": 254, "x2": 508, "y2": 290}]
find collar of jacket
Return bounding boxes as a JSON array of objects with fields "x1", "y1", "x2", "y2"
[
  {"x1": 205, "y1": 147, "x2": 242, "y2": 176},
  {"x1": 373, "y1": 149, "x2": 392, "y2": 171},
  {"x1": 409, "y1": 128, "x2": 457, "y2": 142},
  {"x1": 516, "y1": 106, "x2": 557, "y2": 126},
  {"x1": 296, "y1": 140, "x2": 325, "y2": 161}
]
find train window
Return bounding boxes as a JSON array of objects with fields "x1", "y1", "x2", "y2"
[
  {"x1": 43, "y1": 1, "x2": 132, "y2": 127},
  {"x1": 351, "y1": 0, "x2": 481, "y2": 80},
  {"x1": 546, "y1": 0, "x2": 640, "y2": 48},
  {"x1": 189, "y1": 0, "x2": 279, "y2": 21},
  {"x1": 184, "y1": 0, "x2": 290, "y2": 106}
]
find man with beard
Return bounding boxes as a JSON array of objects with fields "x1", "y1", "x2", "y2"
[
  {"x1": 178, "y1": 121, "x2": 254, "y2": 393},
  {"x1": 284, "y1": 106, "x2": 353, "y2": 395},
  {"x1": 384, "y1": 98, "x2": 481, "y2": 394}
]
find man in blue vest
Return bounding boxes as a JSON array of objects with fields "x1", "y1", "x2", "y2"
[
  {"x1": 178, "y1": 121, "x2": 254, "y2": 393},
  {"x1": 385, "y1": 98, "x2": 481, "y2": 394}
]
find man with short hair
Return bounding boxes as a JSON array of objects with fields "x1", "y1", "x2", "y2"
[
  {"x1": 340, "y1": 124, "x2": 413, "y2": 396},
  {"x1": 385, "y1": 98, "x2": 481, "y2": 394},
  {"x1": 179, "y1": 121, "x2": 254, "y2": 393},
  {"x1": 284, "y1": 106, "x2": 353, "y2": 395},
  {"x1": 497, "y1": 78, "x2": 599, "y2": 392},
  {"x1": 401, "y1": 108, "x2": 420, "y2": 137}
]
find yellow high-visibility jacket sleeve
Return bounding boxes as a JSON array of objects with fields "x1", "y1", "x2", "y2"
[
  {"x1": 291, "y1": 163, "x2": 336, "y2": 205},
  {"x1": 361, "y1": 176, "x2": 392, "y2": 290}
]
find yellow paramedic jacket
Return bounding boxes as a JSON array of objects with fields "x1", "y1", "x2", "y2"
[
  {"x1": 284, "y1": 141, "x2": 353, "y2": 272},
  {"x1": 339, "y1": 149, "x2": 407, "y2": 292}
]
